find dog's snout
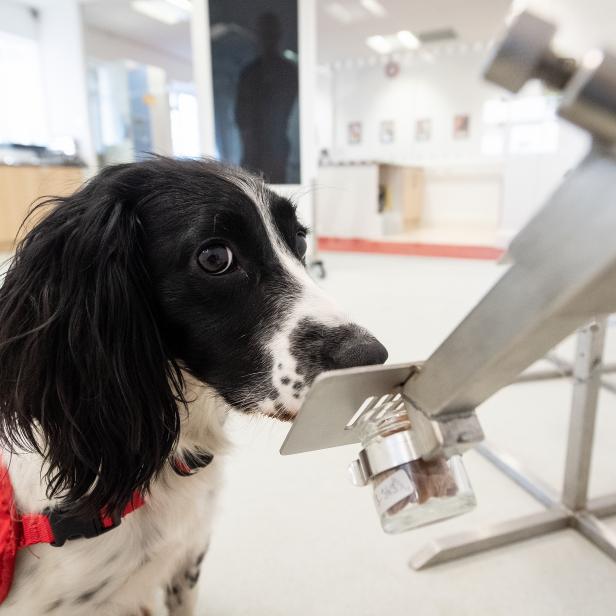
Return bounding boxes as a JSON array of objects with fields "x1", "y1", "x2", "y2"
[
  {"x1": 288, "y1": 319, "x2": 388, "y2": 387},
  {"x1": 330, "y1": 332, "x2": 388, "y2": 369}
]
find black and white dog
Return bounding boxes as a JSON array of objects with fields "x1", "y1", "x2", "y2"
[{"x1": 0, "y1": 158, "x2": 386, "y2": 615}]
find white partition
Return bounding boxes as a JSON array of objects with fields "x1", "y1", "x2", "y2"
[
  {"x1": 316, "y1": 164, "x2": 381, "y2": 238},
  {"x1": 422, "y1": 164, "x2": 502, "y2": 229}
]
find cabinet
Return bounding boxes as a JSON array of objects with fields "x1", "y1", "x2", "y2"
[
  {"x1": 0, "y1": 165, "x2": 83, "y2": 250},
  {"x1": 378, "y1": 165, "x2": 425, "y2": 231}
]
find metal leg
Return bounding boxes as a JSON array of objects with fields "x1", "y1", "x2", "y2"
[
  {"x1": 562, "y1": 319, "x2": 607, "y2": 510},
  {"x1": 475, "y1": 442, "x2": 560, "y2": 509},
  {"x1": 308, "y1": 178, "x2": 326, "y2": 279},
  {"x1": 573, "y1": 512, "x2": 616, "y2": 562},
  {"x1": 515, "y1": 361, "x2": 616, "y2": 385},
  {"x1": 587, "y1": 493, "x2": 616, "y2": 518},
  {"x1": 410, "y1": 320, "x2": 616, "y2": 571},
  {"x1": 410, "y1": 510, "x2": 569, "y2": 570}
]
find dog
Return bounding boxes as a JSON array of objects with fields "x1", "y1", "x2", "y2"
[{"x1": 0, "y1": 157, "x2": 387, "y2": 615}]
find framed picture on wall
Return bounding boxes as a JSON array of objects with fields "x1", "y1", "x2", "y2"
[
  {"x1": 379, "y1": 120, "x2": 395, "y2": 144},
  {"x1": 453, "y1": 114, "x2": 470, "y2": 139},
  {"x1": 348, "y1": 121, "x2": 362, "y2": 145},
  {"x1": 415, "y1": 118, "x2": 431, "y2": 142}
]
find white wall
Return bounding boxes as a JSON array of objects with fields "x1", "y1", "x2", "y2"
[
  {"x1": 2, "y1": 0, "x2": 95, "y2": 166},
  {"x1": 84, "y1": 27, "x2": 193, "y2": 83},
  {"x1": 0, "y1": 1, "x2": 37, "y2": 39},
  {"x1": 37, "y1": 0, "x2": 95, "y2": 167},
  {"x1": 319, "y1": 50, "x2": 506, "y2": 232},
  {"x1": 147, "y1": 65, "x2": 173, "y2": 156},
  {"x1": 328, "y1": 49, "x2": 502, "y2": 165},
  {"x1": 316, "y1": 66, "x2": 334, "y2": 153},
  {"x1": 319, "y1": 43, "x2": 591, "y2": 241}
]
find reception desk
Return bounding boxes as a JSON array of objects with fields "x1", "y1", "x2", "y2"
[
  {"x1": 316, "y1": 163, "x2": 425, "y2": 239},
  {"x1": 0, "y1": 165, "x2": 84, "y2": 250}
]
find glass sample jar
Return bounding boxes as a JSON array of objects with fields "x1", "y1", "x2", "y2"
[{"x1": 355, "y1": 408, "x2": 476, "y2": 534}]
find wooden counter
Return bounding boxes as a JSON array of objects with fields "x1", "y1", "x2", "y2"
[{"x1": 0, "y1": 165, "x2": 84, "y2": 250}]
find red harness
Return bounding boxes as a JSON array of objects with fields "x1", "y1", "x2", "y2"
[{"x1": 0, "y1": 448, "x2": 213, "y2": 603}]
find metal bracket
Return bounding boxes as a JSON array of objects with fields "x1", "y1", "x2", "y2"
[
  {"x1": 280, "y1": 361, "x2": 483, "y2": 461},
  {"x1": 485, "y1": 10, "x2": 616, "y2": 143},
  {"x1": 409, "y1": 320, "x2": 616, "y2": 570}
]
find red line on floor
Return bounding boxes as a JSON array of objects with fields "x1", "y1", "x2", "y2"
[{"x1": 318, "y1": 237, "x2": 505, "y2": 261}]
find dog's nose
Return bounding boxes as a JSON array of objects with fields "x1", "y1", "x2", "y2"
[{"x1": 330, "y1": 332, "x2": 388, "y2": 369}]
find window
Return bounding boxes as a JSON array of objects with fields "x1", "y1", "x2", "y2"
[
  {"x1": 169, "y1": 88, "x2": 200, "y2": 158},
  {"x1": 0, "y1": 31, "x2": 47, "y2": 145}
]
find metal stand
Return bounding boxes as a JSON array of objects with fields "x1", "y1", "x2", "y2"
[
  {"x1": 410, "y1": 320, "x2": 616, "y2": 570},
  {"x1": 308, "y1": 179, "x2": 326, "y2": 279},
  {"x1": 280, "y1": 10, "x2": 616, "y2": 574}
]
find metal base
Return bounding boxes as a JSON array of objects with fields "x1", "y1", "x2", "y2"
[
  {"x1": 411, "y1": 321, "x2": 616, "y2": 570},
  {"x1": 410, "y1": 442, "x2": 616, "y2": 570}
]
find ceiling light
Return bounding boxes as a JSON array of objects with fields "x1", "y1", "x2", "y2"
[
  {"x1": 360, "y1": 0, "x2": 387, "y2": 17},
  {"x1": 366, "y1": 35, "x2": 393, "y2": 54},
  {"x1": 397, "y1": 30, "x2": 420, "y2": 50},
  {"x1": 131, "y1": 0, "x2": 192, "y2": 25}
]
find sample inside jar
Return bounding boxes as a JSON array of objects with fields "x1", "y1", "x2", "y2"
[
  {"x1": 356, "y1": 406, "x2": 476, "y2": 533},
  {"x1": 372, "y1": 457, "x2": 458, "y2": 516}
]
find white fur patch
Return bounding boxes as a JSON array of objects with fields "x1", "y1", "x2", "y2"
[{"x1": 223, "y1": 172, "x2": 354, "y2": 417}]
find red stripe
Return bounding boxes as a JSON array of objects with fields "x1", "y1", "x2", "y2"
[
  {"x1": 318, "y1": 237, "x2": 504, "y2": 261},
  {"x1": 19, "y1": 514, "x2": 54, "y2": 546},
  {"x1": 101, "y1": 492, "x2": 146, "y2": 528}
]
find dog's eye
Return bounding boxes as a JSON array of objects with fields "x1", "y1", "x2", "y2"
[
  {"x1": 296, "y1": 232, "x2": 307, "y2": 258},
  {"x1": 198, "y1": 244, "x2": 234, "y2": 275}
]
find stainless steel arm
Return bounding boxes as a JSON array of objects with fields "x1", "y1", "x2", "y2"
[
  {"x1": 403, "y1": 148, "x2": 616, "y2": 419},
  {"x1": 281, "y1": 10, "x2": 616, "y2": 458},
  {"x1": 402, "y1": 9, "x2": 616, "y2": 419}
]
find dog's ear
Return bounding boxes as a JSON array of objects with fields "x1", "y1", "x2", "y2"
[{"x1": 0, "y1": 164, "x2": 184, "y2": 514}]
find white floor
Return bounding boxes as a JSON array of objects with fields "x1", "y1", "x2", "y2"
[
  {"x1": 381, "y1": 224, "x2": 500, "y2": 247},
  {"x1": 3, "y1": 249, "x2": 615, "y2": 614},
  {"x1": 197, "y1": 252, "x2": 616, "y2": 616}
]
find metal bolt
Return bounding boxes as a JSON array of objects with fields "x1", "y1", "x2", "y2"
[{"x1": 484, "y1": 11, "x2": 576, "y2": 93}]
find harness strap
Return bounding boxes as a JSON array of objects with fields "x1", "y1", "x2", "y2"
[
  {"x1": 4, "y1": 448, "x2": 213, "y2": 550},
  {"x1": 17, "y1": 492, "x2": 146, "y2": 549}
]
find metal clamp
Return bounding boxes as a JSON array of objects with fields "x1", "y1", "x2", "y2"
[
  {"x1": 347, "y1": 406, "x2": 484, "y2": 487},
  {"x1": 348, "y1": 429, "x2": 428, "y2": 487},
  {"x1": 484, "y1": 10, "x2": 616, "y2": 143}
]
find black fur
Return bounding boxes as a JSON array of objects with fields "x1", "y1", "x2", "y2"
[
  {"x1": 0, "y1": 162, "x2": 185, "y2": 515},
  {"x1": 0, "y1": 156, "x2": 385, "y2": 521},
  {"x1": 0, "y1": 157, "x2": 306, "y2": 515}
]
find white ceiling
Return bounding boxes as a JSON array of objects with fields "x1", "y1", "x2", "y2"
[
  {"x1": 81, "y1": 0, "x2": 193, "y2": 63},
  {"x1": 317, "y1": 0, "x2": 512, "y2": 62},
  {"x1": 77, "y1": 0, "x2": 512, "y2": 65}
]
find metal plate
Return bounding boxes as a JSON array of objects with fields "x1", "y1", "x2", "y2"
[{"x1": 280, "y1": 362, "x2": 417, "y2": 455}]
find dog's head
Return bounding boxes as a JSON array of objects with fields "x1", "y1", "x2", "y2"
[{"x1": 0, "y1": 157, "x2": 386, "y2": 512}]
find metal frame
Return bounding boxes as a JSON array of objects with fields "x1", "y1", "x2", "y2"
[
  {"x1": 410, "y1": 320, "x2": 616, "y2": 569},
  {"x1": 279, "y1": 9, "x2": 616, "y2": 573},
  {"x1": 308, "y1": 178, "x2": 326, "y2": 279}
]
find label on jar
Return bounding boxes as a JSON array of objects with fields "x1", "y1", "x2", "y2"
[{"x1": 374, "y1": 469, "x2": 415, "y2": 515}]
